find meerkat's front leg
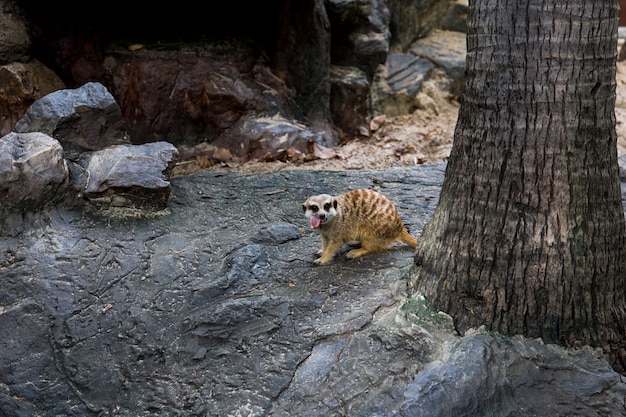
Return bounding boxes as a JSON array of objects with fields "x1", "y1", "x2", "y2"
[
  {"x1": 315, "y1": 240, "x2": 343, "y2": 265},
  {"x1": 317, "y1": 233, "x2": 329, "y2": 256}
]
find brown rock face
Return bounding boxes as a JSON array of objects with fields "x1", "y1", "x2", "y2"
[{"x1": 107, "y1": 42, "x2": 270, "y2": 145}]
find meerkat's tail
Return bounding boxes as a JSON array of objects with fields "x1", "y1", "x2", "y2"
[{"x1": 400, "y1": 229, "x2": 417, "y2": 249}]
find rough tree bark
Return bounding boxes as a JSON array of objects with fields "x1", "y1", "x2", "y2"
[{"x1": 413, "y1": 0, "x2": 626, "y2": 367}]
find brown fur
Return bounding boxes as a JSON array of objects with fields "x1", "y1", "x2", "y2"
[{"x1": 302, "y1": 188, "x2": 417, "y2": 265}]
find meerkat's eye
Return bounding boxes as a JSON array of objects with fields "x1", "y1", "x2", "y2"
[
  {"x1": 310, "y1": 205, "x2": 319, "y2": 213},
  {"x1": 323, "y1": 203, "x2": 331, "y2": 211}
]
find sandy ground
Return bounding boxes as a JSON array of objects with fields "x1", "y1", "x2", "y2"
[{"x1": 173, "y1": 61, "x2": 626, "y2": 176}]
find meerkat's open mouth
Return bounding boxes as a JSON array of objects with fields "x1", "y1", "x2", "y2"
[{"x1": 310, "y1": 216, "x2": 326, "y2": 229}]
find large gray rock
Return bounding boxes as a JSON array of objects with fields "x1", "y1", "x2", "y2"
[
  {"x1": 0, "y1": 131, "x2": 68, "y2": 210},
  {"x1": 73, "y1": 141, "x2": 178, "y2": 210},
  {"x1": 14, "y1": 81, "x2": 129, "y2": 158},
  {"x1": 1, "y1": 165, "x2": 625, "y2": 416}
]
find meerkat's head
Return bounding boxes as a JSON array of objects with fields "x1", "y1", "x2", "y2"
[{"x1": 302, "y1": 194, "x2": 339, "y2": 229}]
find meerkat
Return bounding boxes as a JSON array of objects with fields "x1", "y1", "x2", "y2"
[{"x1": 302, "y1": 188, "x2": 417, "y2": 265}]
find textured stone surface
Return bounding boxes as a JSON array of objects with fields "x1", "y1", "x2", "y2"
[
  {"x1": 400, "y1": 329, "x2": 626, "y2": 417},
  {"x1": 106, "y1": 42, "x2": 266, "y2": 146},
  {"x1": 4, "y1": 0, "x2": 464, "y2": 160},
  {"x1": 212, "y1": 114, "x2": 328, "y2": 162},
  {"x1": 1, "y1": 164, "x2": 626, "y2": 416}
]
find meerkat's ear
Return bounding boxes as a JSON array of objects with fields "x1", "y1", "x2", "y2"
[
  {"x1": 333, "y1": 199, "x2": 338, "y2": 210},
  {"x1": 302, "y1": 204, "x2": 307, "y2": 212}
]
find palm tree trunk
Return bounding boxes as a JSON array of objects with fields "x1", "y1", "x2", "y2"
[{"x1": 412, "y1": 0, "x2": 626, "y2": 365}]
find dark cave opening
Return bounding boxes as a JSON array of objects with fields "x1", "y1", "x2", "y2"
[{"x1": 17, "y1": 0, "x2": 283, "y2": 86}]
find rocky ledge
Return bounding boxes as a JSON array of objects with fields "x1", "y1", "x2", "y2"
[{"x1": 1, "y1": 164, "x2": 626, "y2": 416}]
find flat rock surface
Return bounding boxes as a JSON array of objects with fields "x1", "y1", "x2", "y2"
[{"x1": 1, "y1": 164, "x2": 625, "y2": 417}]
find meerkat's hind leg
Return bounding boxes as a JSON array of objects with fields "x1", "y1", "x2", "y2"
[
  {"x1": 344, "y1": 247, "x2": 370, "y2": 259},
  {"x1": 345, "y1": 239, "x2": 390, "y2": 260}
]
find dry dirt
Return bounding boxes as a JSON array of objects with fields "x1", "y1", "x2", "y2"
[{"x1": 173, "y1": 61, "x2": 626, "y2": 176}]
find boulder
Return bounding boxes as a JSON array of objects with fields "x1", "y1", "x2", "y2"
[
  {"x1": 73, "y1": 142, "x2": 178, "y2": 210},
  {"x1": 0, "y1": 132, "x2": 68, "y2": 210},
  {"x1": 371, "y1": 29, "x2": 467, "y2": 117},
  {"x1": 0, "y1": 59, "x2": 66, "y2": 137},
  {"x1": 14, "y1": 81, "x2": 129, "y2": 158}
]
